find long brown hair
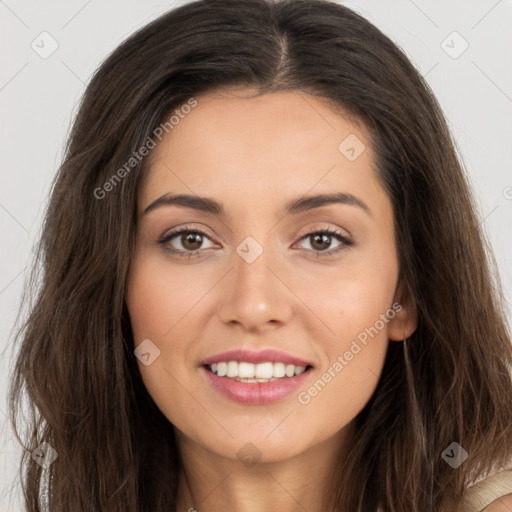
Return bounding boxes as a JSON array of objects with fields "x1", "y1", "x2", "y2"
[{"x1": 6, "y1": 0, "x2": 512, "y2": 510}]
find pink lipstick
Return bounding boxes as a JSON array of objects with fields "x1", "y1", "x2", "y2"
[{"x1": 200, "y1": 349, "x2": 314, "y2": 405}]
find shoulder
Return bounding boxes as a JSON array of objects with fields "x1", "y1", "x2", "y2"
[
  {"x1": 482, "y1": 493, "x2": 512, "y2": 511},
  {"x1": 460, "y1": 468, "x2": 512, "y2": 512}
]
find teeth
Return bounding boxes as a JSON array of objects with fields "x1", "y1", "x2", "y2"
[
  {"x1": 238, "y1": 362, "x2": 255, "y2": 378},
  {"x1": 217, "y1": 362, "x2": 227, "y2": 376},
  {"x1": 255, "y1": 362, "x2": 273, "y2": 379},
  {"x1": 207, "y1": 361, "x2": 309, "y2": 380},
  {"x1": 273, "y1": 362, "x2": 286, "y2": 378},
  {"x1": 295, "y1": 366, "x2": 306, "y2": 375},
  {"x1": 227, "y1": 361, "x2": 238, "y2": 378}
]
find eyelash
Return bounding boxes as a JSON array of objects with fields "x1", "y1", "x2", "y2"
[{"x1": 158, "y1": 225, "x2": 354, "y2": 260}]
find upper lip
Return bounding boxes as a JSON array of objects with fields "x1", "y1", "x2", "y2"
[{"x1": 200, "y1": 349, "x2": 313, "y2": 368}]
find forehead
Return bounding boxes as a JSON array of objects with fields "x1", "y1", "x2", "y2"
[{"x1": 139, "y1": 89, "x2": 388, "y2": 220}]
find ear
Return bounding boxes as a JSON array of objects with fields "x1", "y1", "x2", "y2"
[{"x1": 388, "y1": 278, "x2": 418, "y2": 341}]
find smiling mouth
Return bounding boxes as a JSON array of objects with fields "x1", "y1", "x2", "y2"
[{"x1": 204, "y1": 361, "x2": 314, "y2": 383}]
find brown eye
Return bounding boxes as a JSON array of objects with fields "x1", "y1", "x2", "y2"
[
  {"x1": 296, "y1": 228, "x2": 354, "y2": 257},
  {"x1": 158, "y1": 227, "x2": 216, "y2": 258},
  {"x1": 180, "y1": 232, "x2": 204, "y2": 251},
  {"x1": 309, "y1": 233, "x2": 333, "y2": 251}
]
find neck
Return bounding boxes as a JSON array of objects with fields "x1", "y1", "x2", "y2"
[{"x1": 174, "y1": 423, "x2": 354, "y2": 512}]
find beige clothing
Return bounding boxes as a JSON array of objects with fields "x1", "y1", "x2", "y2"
[{"x1": 459, "y1": 458, "x2": 512, "y2": 511}]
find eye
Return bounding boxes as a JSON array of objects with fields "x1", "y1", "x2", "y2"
[
  {"x1": 295, "y1": 227, "x2": 354, "y2": 257},
  {"x1": 158, "y1": 225, "x2": 217, "y2": 259}
]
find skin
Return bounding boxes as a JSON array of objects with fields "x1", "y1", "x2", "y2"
[
  {"x1": 483, "y1": 495, "x2": 512, "y2": 512},
  {"x1": 126, "y1": 88, "x2": 417, "y2": 512}
]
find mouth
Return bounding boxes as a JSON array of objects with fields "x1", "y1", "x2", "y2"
[{"x1": 199, "y1": 349, "x2": 315, "y2": 405}]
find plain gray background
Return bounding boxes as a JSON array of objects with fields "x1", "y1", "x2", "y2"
[{"x1": 1, "y1": 0, "x2": 511, "y2": 509}]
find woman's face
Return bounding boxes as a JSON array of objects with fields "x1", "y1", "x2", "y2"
[{"x1": 126, "y1": 88, "x2": 416, "y2": 464}]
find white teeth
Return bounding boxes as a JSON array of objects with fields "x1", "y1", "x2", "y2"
[
  {"x1": 255, "y1": 362, "x2": 273, "y2": 379},
  {"x1": 294, "y1": 366, "x2": 306, "y2": 375},
  {"x1": 227, "y1": 361, "x2": 238, "y2": 378},
  {"x1": 273, "y1": 362, "x2": 286, "y2": 378},
  {"x1": 207, "y1": 360, "x2": 310, "y2": 380},
  {"x1": 217, "y1": 362, "x2": 227, "y2": 376},
  {"x1": 238, "y1": 362, "x2": 255, "y2": 378}
]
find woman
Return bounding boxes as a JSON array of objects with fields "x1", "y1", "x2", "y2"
[{"x1": 7, "y1": 0, "x2": 512, "y2": 510}]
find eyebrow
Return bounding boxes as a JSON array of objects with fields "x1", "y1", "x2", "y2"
[{"x1": 142, "y1": 192, "x2": 371, "y2": 217}]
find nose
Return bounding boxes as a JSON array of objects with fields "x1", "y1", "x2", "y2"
[{"x1": 216, "y1": 237, "x2": 293, "y2": 333}]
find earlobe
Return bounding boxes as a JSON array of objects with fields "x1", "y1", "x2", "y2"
[{"x1": 388, "y1": 279, "x2": 418, "y2": 341}]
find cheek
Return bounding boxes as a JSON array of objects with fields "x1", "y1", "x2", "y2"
[
  {"x1": 295, "y1": 247, "x2": 398, "y2": 348},
  {"x1": 291, "y1": 247, "x2": 396, "y2": 408},
  {"x1": 126, "y1": 258, "x2": 195, "y2": 430},
  {"x1": 126, "y1": 254, "x2": 219, "y2": 420},
  {"x1": 293, "y1": 278, "x2": 393, "y2": 436},
  {"x1": 127, "y1": 253, "x2": 209, "y2": 340}
]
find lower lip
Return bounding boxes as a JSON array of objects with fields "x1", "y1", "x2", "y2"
[{"x1": 201, "y1": 366, "x2": 312, "y2": 405}]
